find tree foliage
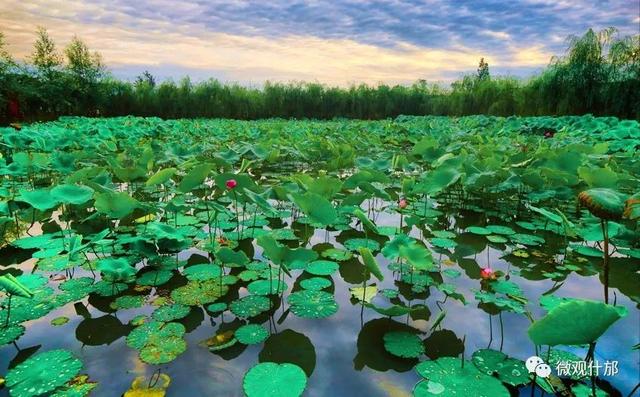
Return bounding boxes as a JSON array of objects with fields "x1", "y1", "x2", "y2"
[{"x1": 0, "y1": 27, "x2": 638, "y2": 123}]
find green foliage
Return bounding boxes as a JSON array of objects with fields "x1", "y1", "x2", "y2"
[{"x1": 1, "y1": 27, "x2": 639, "y2": 122}]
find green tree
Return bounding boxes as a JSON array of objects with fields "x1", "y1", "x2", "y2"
[
  {"x1": 477, "y1": 57, "x2": 490, "y2": 81},
  {"x1": 31, "y1": 27, "x2": 62, "y2": 78},
  {"x1": 65, "y1": 36, "x2": 104, "y2": 82}
]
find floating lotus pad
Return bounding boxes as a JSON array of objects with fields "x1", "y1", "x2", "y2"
[
  {"x1": 152, "y1": 304, "x2": 191, "y2": 322},
  {"x1": 136, "y1": 269, "x2": 173, "y2": 286},
  {"x1": 486, "y1": 225, "x2": 516, "y2": 235},
  {"x1": 349, "y1": 285, "x2": 377, "y2": 303},
  {"x1": 0, "y1": 324, "x2": 25, "y2": 345},
  {"x1": 183, "y1": 264, "x2": 222, "y2": 281},
  {"x1": 414, "y1": 357, "x2": 509, "y2": 397},
  {"x1": 300, "y1": 277, "x2": 332, "y2": 291},
  {"x1": 243, "y1": 362, "x2": 307, "y2": 397},
  {"x1": 126, "y1": 320, "x2": 187, "y2": 364},
  {"x1": 111, "y1": 295, "x2": 146, "y2": 310},
  {"x1": 51, "y1": 316, "x2": 70, "y2": 326},
  {"x1": 471, "y1": 349, "x2": 530, "y2": 386},
  {"x1": 247, "y1": 279, "x2": 287, "y2": 295},
  {"x1": 170, "y1": 280, "x2": 228, "y2": 306},
  {"x1": 321, "y1": 248, "x2": 353, "y2": 261},
  {"x1": 235, "y1": 324, "x2": 269, "y2": 344},
  {"x1": 230, "y1": 295, "x2": 271, "y2": 318},
  {"x1": 465, "y1": 226, "x2": 492, "y2": 235},
  {"x1": 6, "y1": 349, "x2": 83, "y2": 397},
  {"x1": 305, "y1": 260, "x2": 339, "y2": 276},
  {"x1": 287, "y1": 290, "x2": 339, "y2": 318},
  {"x1": 383, "y1": 331, "x2": 425, "y2": 358},
  {"x1": 430, "y1": 238, "x2": 457, "y2": 249},
  {"x1": 206, "y1": 302, "x2": 227, "y2": 313}
]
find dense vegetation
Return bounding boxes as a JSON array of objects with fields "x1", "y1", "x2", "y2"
[
  {"x1": 0, "y1": 115, "x2": 638, "y2": 396},
  {"x1": 1, "y1": 27, "x2": 638, "y2": 122}
]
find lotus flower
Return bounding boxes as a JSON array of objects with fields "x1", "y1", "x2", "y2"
[
  {"x1": 480, "y1": 267, "x2": 496, "y2": 280},
  {"x1": 398, "y1": 198, "x2": 408, "y2": 209},
  {"x1": 226, "y1": 179, "x2": 237, "y2": 189}
]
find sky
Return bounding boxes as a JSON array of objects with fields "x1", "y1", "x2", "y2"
[{"x1": 1, "y1": 0, "x2": 638, "y2": 86}]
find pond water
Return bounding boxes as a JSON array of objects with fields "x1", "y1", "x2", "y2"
[
  {"x1": 1, "y1": 115, "x2": 639, "y2": 397},
  {"x1": 1, "y1": 206, "x2": 637, "y2": 397}
]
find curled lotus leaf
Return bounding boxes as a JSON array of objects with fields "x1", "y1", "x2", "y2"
[{"x1": 578, "y1": 188, "x2": 626, "y2": 220}]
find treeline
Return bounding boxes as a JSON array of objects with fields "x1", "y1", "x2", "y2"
[{"x1": 1, "y1": 27, "x2": 639, "y2": 122}]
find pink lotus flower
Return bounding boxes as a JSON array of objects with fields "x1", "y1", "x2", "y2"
[
  {"x1": 226, "y1": 179, "x2": 237, "y2": 189},
  {"x1": 480, "y1": 267, "x2": 495, "y2": 280},
  {"x1": 398, "y1": 198, "x2": 408, "y2": 209}
]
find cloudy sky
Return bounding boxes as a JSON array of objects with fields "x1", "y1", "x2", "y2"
[{"x1": 1, "y1": 0, "x2": 638, "y2": 86}]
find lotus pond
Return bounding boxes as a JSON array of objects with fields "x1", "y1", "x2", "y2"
[{"x1": 0, "y1": 115, "x2": 638, "y2": 397}]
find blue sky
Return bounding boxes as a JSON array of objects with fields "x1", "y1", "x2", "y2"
[{"x1": 1, "y1": 0, "x2": 638, "y2": 85}]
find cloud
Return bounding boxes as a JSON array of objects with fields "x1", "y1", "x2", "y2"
[{"x1": 1, "y1": 0, "x2": 637, "y2": 85}]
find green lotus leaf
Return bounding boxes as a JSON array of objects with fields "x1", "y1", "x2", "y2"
[
  {"x1": 206, "y1": 302, "x2": 227, "y2": 313},
  {"x1": 0, "y1": 274, "x2": 33, "y2": 298},
  {"x1": 430, "y1": 238, "x2": 457, "y2": 248},
  {"x1": 510, "y1": 233, "x2": 545, "y2": 246},
  {"x1": 6, "y1": 349, "x2": 83, "y2": 397},
  {"x1": 92, "y1": 281, "x2": 128, "y2": 297},
  {"x1": 352, "y1": 208, "x2": 379, "y2": 234},
  {"x1": 51, "y1": 316, "x2": 70, "y2": 326},
  {"x1": 51, "y1": 184, "x2": 94, "y2": 205},
  {"x1": 178, "y1": 164, "x2": 212, "y2": 193},
  {"x1": 344, "y1": 238, "x2": 380, "y2": 252},
  {"x1": 17, "y1": 188, "x2": 60, "y2": 211},
  {"x1": 97, "y1": 257, "x2": 136, "y2": 283},
  {"x1": 485, "y1": 225, "x2": 516, "y2": 235},
  {"x1": 305, "y1": 260, "x2": 339, "y2": 276},
  {"x1": 243, "y1": 362, "x2": 307, "y2": 397},
  {"x1": 146, "y1": 167, "x2": 177, "y2": 186},
  {"x1": 183, "y1": 263, "x2": 223, "y2": 281},
  {"x1": 300, "y1": 277, "x2": 332, "y2": 291},
  {"x1": 0, "y1": 324, "x2": 25, "y2": 346},
  {"x1": 349, "y1": 285, "x2": 377, "y2": 303},
  {"x1": 465, "y1": 226, "x2": 492, "y2": 235},
  {"x1": 381, "y1": 233, "x2": 413, "y2": 260},
  {"x1": 415, "y1": 166, "x2": 461, "y2": 196},
  {"x1": 235, "y1": 324, "x2": 269, "y2": 344},
  {"x1": 215, "y1": 247, "x2": 250, "y2": 267},
  {"x1": 528, "y1": 299, "x2": 627, "y2": 346},
  {"x1": 230, "y1": 295, "x2": 271, "y2": 318},
  {"x1": 94, "y1": 191, "x2": 139, "y2": 219},
  {"x1": 486, "y1": 235, "x2": 508, "y2": 244},
  {"x1": 287, "y1": 290, "x2": 339, "y2": 318},
  {"x1": 126, "y1": 320, "x2": 186, "y2": 350},
  {"x1": 471, "y1": 349, "x2": 530, "y2": 386},
  {"x1": 136, "y1": 269, "x2": 173, "y2": 286},
  {"x1": 151, "y1": 304, "x2": 191, "y2": 322},
  {"x1": 140, "y1": 335, "x2": 187, "y2": 364},
  {"x1": 358, "y1": 247, "x2": 384, "y2": 281},
  {"x1": 321, "y1": 248, "x2": 353, "y2": 261},
  {"x1": 170, "y1": 280, "x2": 228, "y2": 306},
  {"x1": 399, "y1": 243, "x2": 433, "y2": 271},
  {"x1": 247, "y1": 279, "x2": 287, "y2": 295},
  {"x1": 414, "y1": 357, "x2": 509, "y2": 397},
  {"x1": 290, "y1": 192, "x2": 337, "y2": 225},
  {"x1": 363, "y1": 302, "x2": 416, "y2": 317},
  {"x1": 111, "y1": 295, "x2": 145, "y2": 310},
  {"x1": 578, "y1": 188, "x2": 627, "y2": 220},
  {"x1": 383, "y1": 331, "x2": 424, "y2": 358}
]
